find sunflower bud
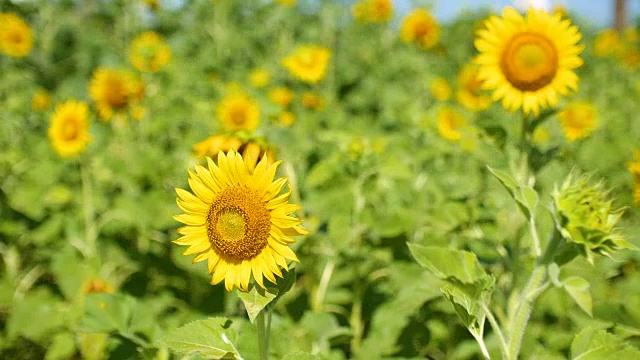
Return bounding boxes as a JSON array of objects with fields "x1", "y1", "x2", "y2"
[{"x1": 551, "y1": 173, "x2": 635, "y2": 263}]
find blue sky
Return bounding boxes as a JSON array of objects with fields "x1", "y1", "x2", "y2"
[{"x1": 396, "y1": 0, "x2": 640, "y2": 26}]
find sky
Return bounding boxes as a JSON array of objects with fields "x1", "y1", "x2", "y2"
[{"x1": 396, "y1": 0, "x2": 640, "y2": 27}]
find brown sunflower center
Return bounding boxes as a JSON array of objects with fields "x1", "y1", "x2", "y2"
[
  {"x1": 8, "y1": 30, "x2": 25, "y2": 44},
  {"x1": 106, "y1": 78, "x2": 129, "y2": 109},
  {"x1": 62, "y1": 118, "x2": 79, "y2": 140},
  {"x1": 229, "y1": 106, "x2": 248, "y2": 125},
  {"x1": 500, "y1": 32, "x2": 558, "y2": 92},
  {"x1": 413, "y1": 21, "x2": 433, "y2": 38},
  {"x1": 206, "y1": 186, "x2": 271, "y2": 260}
]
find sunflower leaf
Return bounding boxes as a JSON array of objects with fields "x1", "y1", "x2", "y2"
[
  {"x1": 562, "y1": 276, "x2": 592, "y2": 316},
  {"x1": 163, "y1": 317, "x2": 239, "y2": 359},
  {"x1": 237, "y1": 285, "x2": 278, "y2": 323},
  {"x1": 282, "y1": 351, "x2": 320, "y2": 360},
  {"x1": 571, "y1": 327, "x2": 640, "y2": 359}
]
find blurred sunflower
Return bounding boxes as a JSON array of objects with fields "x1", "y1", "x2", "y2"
[
  {"x1": 268, "y1": 86, "x2": 295, "y2": 107},
  {"x1": 129, "y1": 31, "x2": 171, "y2": 73},
  {"x1": 48, "y1": 100, "x2": 91, "y2": 158},
  {"x1": 217, "y1": 93, "x2": 261, "y2": 132},
  {"x1": 456, "y1": 64, "x2": 492, "y2": 111},
  {"x1": 141, "y1": 0, "x2": 159, "y2": 11},
  {"x1": 274, "y1": 111, "x2": 296, "y2": 126},
  {"x1": 82, "y1": 278, "x2": 114, "y2": 294},
  {"x1": 430, "y1": 77, "x2": 452, "y2": 101},
  {"x1": 437, "y1": 106, "x2": 468, "y2": 142},
  {"x1": 400, "y1": 8, "x2": 440, "y2": 49},
  {"x1": 627, "y1": 151, "x2": 640, "y2": 206},
  {"x1": 237, "y1": 140, "x2": 276, "y2": 170},
  {"x1": 89, "y1": 68, "x2": 139, "y2": 121},
  {"x1": 301, "y1": 91, "x2": 325, "y2": 111},
  {"x1": 0, "y1": 12, "x2": 34, "y2": 57},
  {"x1": 282, "y1": 45, "x2": 331, "y2": 83},
  {"x1": 352, "y1": 0, "x2": 393, "y2": 23},
  {"x1": 274, "y1": 0, "x2": 296, "y2": 6},
  {"x1": 174, "y1": 151, "x2": 307, "y2": 292},
  {"x1": 249, "y1": 68, "x2": 270, "y2": 88},
  {"x1": 592, "y1": 28, "x2": 620, "y2": 57},
  {"x1": 558, "y1": 101, "x2": 598, "y2": 142},
  {"x1": 32, "y1": 88, "x2": 52, "y2": 111},
  {"x1": 474, "y1": 7, "x2": 584, "y2": 116},
  {"x1": 193, "y1": 134, "x2": 243, "y2": 159}
]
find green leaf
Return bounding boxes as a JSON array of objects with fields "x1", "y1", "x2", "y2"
[
  {"x1": 237, "y1": 285, "x2": 278, "y2": 323},
  {"x1": 7, "y1": 288, "x2": 66, "y2": 341},
  {"x1": 163, "y1": 317, "x2": 238, "y2": 359},
  {"x1": 282, "y1": 351, "x2": 320, "y2": 360},
  {"x1": 441, "y1": 283, "x2": 483, "y2": 332},
  {"x1": 274, "y1": 268, "x2": 296, "y2": 302},
  {"x1": 487, "y1": 166, "x2": 518, "y2": 192},
  {"x1": 516, "y1": 186, "x2": 539, "y2": 213},
  {"x1": 571, "y1": 327, "x2": 640, "y2": 359},
  {"x1": 562, "y1": 276, "x2": 593, "y2": 316},
  {"x1": 488, "y1": 167, "x2": 539, "y2": 220},
  {"x1": 45, "y1": 332, "x2": 76, "y2": 360},
  {"x1": 81, "y1": 293, "x2": 134, "y2": 333}
]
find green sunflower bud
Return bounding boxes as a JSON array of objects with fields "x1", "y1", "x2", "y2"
[{"x1": 551, "y1": 173, "x2": 636, "y2": 264}]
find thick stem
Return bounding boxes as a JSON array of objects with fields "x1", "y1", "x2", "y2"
[
  {"x1": 81, "y1": 159, "x2": 97, "y2": 258},
  {"x1": 256, "y1": 309, "x2": 269, "y2": 360},
  {"x1": 507, "y1": 266, "x2": 547, "y2": 359}
]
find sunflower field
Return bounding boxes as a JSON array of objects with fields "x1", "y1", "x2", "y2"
[{"x1": 1, "y1": 0, "x2": 640, "y2": 359}]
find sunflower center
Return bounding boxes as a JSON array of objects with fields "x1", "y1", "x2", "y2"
[
  {"x1": 62, "y1": 119, "x2": 79, "y2": 140},
  {"x1": 206, "y1": 186, "x2": 271, "y2": 260},
  {"x1": 106, "y1": 79, "x2": 129, "y2": 109},
  {"x1": 229, "y1": 106, "x2": 247, "y2": 125},
  {"x1": 414, "y1": 22, "x2": 432, "y2": 38},
  {"x1": 8, "y1": 30, "x2": 25, "y2": 44},
  {"x1": 501, "y1": 32, "x2": 558, "y2": 92}
]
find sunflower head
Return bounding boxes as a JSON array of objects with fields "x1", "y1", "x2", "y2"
[
  {"x1": 274, "y1": 0, "x2": 297, "y2": 6},
  {"x1": 552, "y1": 173, "x2": 635, "y2": 263},
  {"x1": 558, "y1": 101, "x2": 598, "y2": 142},
  {"x1": 268, "y1": 86, "x2": 295, "y2": 107},
  {"x1": 89, "y1": 68, "x2": 141, "y2": 121},
  {"x1": 474, "y1": 7, "x2": 584, "y2": 116},
  {"x1": 593, "y1": 28, "x2": 621, "y2": 57},
  {"x1": 174, "y1": 151, "x2": 308, "y2": 292},
  {"x1": 82, "y1": 278, "x2": 114, "y2": 294},
  {"x1": 301, "y1": 91, "x2": 326, "y2": 111},
  {"x1": 48, "y1": 100, "x2": 92, "y2": 158},
  {"x1": 437, "y1": 106, "x2": 468, "y2": 142},
  {"x1": 249, "y1": 68, "x2": 271, "y2": 88},
  {"x1": 129, "y1": 31, "x2": 171, "y2": 73},
  {"x1": 273, "y1": 111, "x2": 296, "y2": 127},
  {"x1": 32, "y1": 88, "x2": 52, "y2": 111},
  {"x1": 456, "y1": 64, "x2": 492, "y2": 111},
  {"x1": 216, "y1": 93, "x2": 261, "y2": 132},
  {"x1": 352, "y1": 0, "x2": 393, "y2": 23},
  {"x1": 400, "y1": 8, "x2": 440, "y2": 49},
  {"x1": 0, "y1": 12, "x2": 33, "y2": 58},
  {"x1": 193, "y1": 134, "x2": 243, "y2": 159},
  {"x1": 281, "y1": 45, "x2": 332, "y2": 83},
  {"x1": 430, "y1": 77, "x2": 452, "y2": 102}
]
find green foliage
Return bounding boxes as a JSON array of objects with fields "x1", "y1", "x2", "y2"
[
  {"x1": 163, "y1": 318, "x2": 239, "y2": 359},
  {"x1": 571, "y1": 327, "x2": 640, "y2": 359}
]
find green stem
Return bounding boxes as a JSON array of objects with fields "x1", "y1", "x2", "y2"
[
  {"x1": 256, "y1": 308, "x2": 269, "y2": 360},
  {"x1": 507, "y1": 266, "x2": 547, "y2": 359},
  {"x1": 481, "y1": 302, "x2": 509, "y2": 359},
  {"x1": 81, "y1": 159, "x2": 97, "y2": 258}
]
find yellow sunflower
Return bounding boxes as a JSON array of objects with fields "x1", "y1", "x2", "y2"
[
  {"x1": 474, "y1": 7, "x2": 584, "y2": 116},
  {"x1": 352, "y1": 0, "x2": 393, "y2": 23},
  {"x1": 437, "y1": 106, "x2": 468, "y2": 142},
  {"x1": 0, "y1": 12, "x2": 34, "y2": 57},
  {"x1": 268, "y1": 86, "x2": 295, "y2": 107},
  {"x1": 48, "y1": 100, "x2": 91, "y2": 158},
  {"x1": 174, "y1": 151, "x2": 307, "y2": 292},
  {"x1": 193, "y1": 134, "x2": 243, "y2": 159},
  {"x1": 558, "y1": 101, "x2": 598, "y2": 142},
  {"x1": 249, "y1": 68, "x2": 270, "y2": 88},
  {"x1": 274, "y1": 0, "x2": 296, "y2": 6},
  {"x1": 456, "y1": 64, "x2": 492, "y2": 111},
  {"x1": 216, "y1": 93, "x2": 261, "y2": 132},
  {"x1": 274, "y1": 111, "x2": 296, "y2": 126},
  {"x1": 430, "y1": 77, "x2": 452, "y2": 101},
  {"x1": 282, "y1": 45, "x2": 331, "y2": 83},
  {"x1": 32, "y1": 88, "x2": 52, "y2": 111},
  {"x1": 89, "y1": 68, "x2": 138, "y2": 121},
  {"x1": 301, "y1": 91, "x2": 326, "y2": 111},
  {"x1": 82, "y1": 278, "x2": 114, "y2": 294},
  {"x1": 400, "y1": 9, "x2": 440, "y2": 50},
  {"x1": 129, "y1": 31, "x2": 171, "y2": 73},
  {"x1": 593, "y1": 28, "x2": 620, "y2": 57},
  {"x1": 627, "y1": 152, "x2": 640, "y2": 206}
]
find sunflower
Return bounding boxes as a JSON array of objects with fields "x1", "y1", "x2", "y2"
[
  {"x1": 400, "y1": 9, "x2": 440, "y2": 50},
  {"x1": 352, "y1": 0, "x2": 393, "y2": 23},
  {"x1": 89, "y1": 68, "x2": 138, "y2": 121},
  {"x1": 82, "y1": 278, "x2": 114, "y2": 294},
  {"x1": 301, "y1": 91, "x2": 325, "y2": 111},
  {"x1": 0, "y1": 12, "x2": 34, "y2": 57},
  {"x1": 274, "y1": 111, "x2": 296, "y2": 126},
  {"x1": 437, "y1": 106, "x2": 468, "y2": 142},
  {"x1": 129, "y1": 31, "x2": 171, "y2": 73},
  {"x1": 48, "y1": 100, "x2": 91, "y2": 158},
  {"x1": 174, "y1": 151, "x2": 307, "y2": 292},
  {"x1": 430, "y1": 77, "x2": 452, "y2": 101},
  {"x1": 274, "y1": 0, "x2": 296, "y2": 7},
  {"x1": 32, "y1": 88, "x2": 52, "y2": 111},
  {"x1": 474, "y1": 7, "x2": 584, "y2": 116},
  {"x1": 268, "y1": 86, "x2": 295, "y2": 107},
  {"x1": 249, "y1": 68, "x2": 270, "y2": 88},
  {"x1": 558, "y1": 101, "x2": 598, "y2": 142},
  {"x1": 456, "y1": 64, "x2": 492, "y2": 111},
  {"x1": 282, "y1": 45, "x2": 331, "y2": 83},
  {"x1": 217, "y1": 93, "x2": 261, "y2": 132},
  {"x1": 193, "y1": 134, "x2": 243, "y2": 159},
  {"x1": 593, "y1": 28, "x2": 620, "y2": 57},
  {"x1": 628, "y1": 152, "x2": 640, "y2": 206}
]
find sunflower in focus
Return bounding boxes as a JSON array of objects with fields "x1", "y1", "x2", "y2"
[
  {"x1": 558, "y1": 101, "x2": 598, "y2": 142},
  {"x1": 249, "y1": 68, "x2": 270, "y2": 88},
  {"x1": 627, "y1": 151, "x2": 640, "y2": 206},
  {"x1": 430, "y1": 77, "x2": 452, "y2": 101},
  {"x1": 474, "y1": 7, "x2": 584, "y2": 116},
  {"x1": 174, "y1": 151, "x2": 307, "y2": 292},
  {"x1": 32, "y1": 88, "x2": 52, "y2": 111},
  {"x1": 437, "y1": 106, "x2": 468, "y2": 142},
  {"x1": 352, "y1": 0, "x2": 393, "y2": 23},
  {"x1": 400, "y1": 9, "x2": 440, "y2": 50},
  {"x1": 217, "y1": 93, "x2": 261, "y2": 132},
  {"x1": 89, "y1": 68, "x2": 140, "y2": 121},
  {"x1": 268, "y1": 86, "x2": 295, "y2": 107},
  {"x1": 593, "y1": 28, "x2": 620, "y2": 57},
  {"x1": 0, "y1": 13, "x2": 34, "y2": 57},
  {"x1": 456, "y1": 64, "x2": 492, "y2": 111},
  {"x1": 129, "y1": 31, "x2": 171, "y2": 73},
  {"x1": 48, "y1": 100, "x2": 91, "y2": 158},
  {"x1": 193, "y1": 134, "x2": 243, "y2": 159},
  {"x1": 282, "y1": 45, "x2": 331, "y2": 83}
]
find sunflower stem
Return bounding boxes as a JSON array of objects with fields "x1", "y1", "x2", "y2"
[
  {"x1": 81, "y1": 158, "x2": 97, "y2": 258},
  {"x1": 256, "y1": 308, "x2": 270, "y2": 360}
]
